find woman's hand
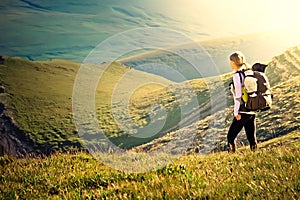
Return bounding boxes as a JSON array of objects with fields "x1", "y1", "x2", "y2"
[{"x1": 235, "y1": 114, "x2": 241, "y2": 121}]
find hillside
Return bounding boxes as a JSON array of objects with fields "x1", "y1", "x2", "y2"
[
  {"x1": 129, "y1": 44, "x2": 300, "y2": 153},
  {"x1": 133, "y1": 45, "x2": 300, "y2": 153},
  {"x1": 0, "y1": 44, "x2": 300, "y2": 157},
  {"x1": 134, "y1": 73, "x2": 300, "y2": 153},
  {"x1": 0, "y1": 57, "x2": 174, "y2": 156}
]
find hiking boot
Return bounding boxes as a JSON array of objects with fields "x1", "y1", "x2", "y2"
[
  {"x1": 228, "y1": 143, "x2": 236, "y2": 153},
  {"x1": 250, "y1": 144, "x2": 257, "y2": 152}
]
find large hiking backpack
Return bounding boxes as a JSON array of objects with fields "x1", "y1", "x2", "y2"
[{"x1": 242, "y1": 67, "x2": 272, "y2": 111}]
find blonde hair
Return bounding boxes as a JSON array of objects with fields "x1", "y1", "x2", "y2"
[{"x1": 229, "y1": 51, "x2": 249, "y2": 69}]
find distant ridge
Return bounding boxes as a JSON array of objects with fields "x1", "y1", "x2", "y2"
[
  {"x1": 119, "y1": 32, "x2": 300, "y2": 80},
  {"x1": 19, "y1": 0, "x2": 48, "y2": 10}
]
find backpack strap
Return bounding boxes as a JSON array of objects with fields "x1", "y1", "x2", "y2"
[
  {"x1": 230, "y1": 70, "x2": 245, "y2": 88},
  {"x1": 236, "y1": 70, "x2": 245, "y2": 84}
]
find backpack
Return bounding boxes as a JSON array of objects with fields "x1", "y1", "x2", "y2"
[{"x1": 241, "y1": 67, "x2": 272, "y2": 111}]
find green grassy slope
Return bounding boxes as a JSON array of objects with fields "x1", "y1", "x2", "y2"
[
  {"x1": 0, "y1": 130, "x2": 299, "y2": 199},
  {"x1": 0, "y1": 44, "x2": 300, "y2": 156},
  {"x1": 0, "y1": 57, "x2": 174, "y2": 154},
  {"x1": 0, "y1": 57, "x2": 81, "y2": 155},
  {"x1": 0, "y1": 55, "x2": 219, "y2": 152}
]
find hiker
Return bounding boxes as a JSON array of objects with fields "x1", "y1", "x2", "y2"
[{"x1": 227, "y1": 51, "x2": 257, "y2": 152}]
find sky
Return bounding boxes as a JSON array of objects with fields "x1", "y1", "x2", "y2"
[
  {"x1": 150, "y1": 0, "x2": 300, "y2": 37},
  {"x1": 0, "y1": 0, "x2": 300, "y2": 62}
]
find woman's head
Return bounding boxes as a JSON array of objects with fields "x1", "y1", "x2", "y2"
[{"x1": 229, "y1": 51, "x2": 246, "y2": 71}]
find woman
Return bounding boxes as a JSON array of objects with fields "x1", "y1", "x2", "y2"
[{"x1": 227, "y1": 51, "x2": 257, "y2": 152}]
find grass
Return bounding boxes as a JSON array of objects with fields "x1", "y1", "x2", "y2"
[{"x1": 0, "y1": 130, "x2": 299, "y2": 199}]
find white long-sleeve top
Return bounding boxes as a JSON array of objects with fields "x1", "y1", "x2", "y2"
[{"x1": 232, "y1": 71, "x2": 244, "y2": 116}]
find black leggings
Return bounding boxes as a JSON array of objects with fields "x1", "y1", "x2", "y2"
[{"x1": 227, "y1": 114, "x2": 257, "y2": 147}]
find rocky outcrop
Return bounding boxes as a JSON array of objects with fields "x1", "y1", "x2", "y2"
[
  {"x1": 0, "y1": 56, "x2": 4, "y2": 65},
  {"x1": 0, "y1": 86, "x2": 5, "y2": 93},
  {"x1": 0, "y1": 103, "x2": 38, "y2": 158}
]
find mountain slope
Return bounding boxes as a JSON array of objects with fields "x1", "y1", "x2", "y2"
[
  {"x1": 133, "y1": 45, "x2": 300, "y2": 153},
  {"x1": 0, "y1": 44, "x2": 300, "y2": 157},
  {"x1": 0, "y1": 57, "x2": 174, "y2": 156},
  {"x1": 267, "y1": 45, "x2": 300, "y2": 86}
]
